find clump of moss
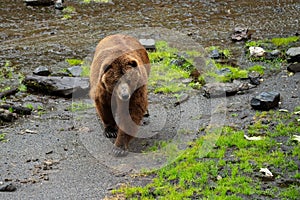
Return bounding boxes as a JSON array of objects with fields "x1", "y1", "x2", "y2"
[
  {"x1": 65, "y1": 58, "x2": 83, "y2": 66},
  {"x1": 248, "y1": 65, "x2": 265, "y2": 75},
  {"x1": 206, "y1": 63, "x2": 248, "y2": 83},
  {"x1": 271, "y1": 36, "x2": 299, "y2": 47},
  {"x1": 148, "y1": 41, "x2": 202, "y2": 94}
]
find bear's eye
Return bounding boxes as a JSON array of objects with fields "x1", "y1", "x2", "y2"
[
  {"x1": 128, "y1": 60, "x2": 137, "y2": 68},
  {"x1": 103, "y1": 65, "x2": 112, "y2": 73}
]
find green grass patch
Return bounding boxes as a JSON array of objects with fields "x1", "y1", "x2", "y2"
[
  {"x1": 68, "y1": 101, "x2": 94, "y2": 112},
  {"x1": 271, "y1": 36, "x2": 299, "y2": 47},
  {"x1": 205, "y1": 63, "x2": 248, "y2": 82},
  {"x1": 113, "y1": 108, "x2": 300, "y2": 199},
  {"x1": 248, "y1": 65, "x2": 265, "y2": 75},
  {"x1": 66, "y1": 58, "x2": 83, "y2": 66},
  {"x1": 148, "y1": 41, "x2": 202, "y2": 93},
  {"x1": 0, "y1": 133, "x2": 7, "y2": 142}
]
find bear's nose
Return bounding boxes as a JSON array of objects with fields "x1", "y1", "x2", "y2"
[{"x1": 121, "y1": 93, "x2": 130, "y2": 100}]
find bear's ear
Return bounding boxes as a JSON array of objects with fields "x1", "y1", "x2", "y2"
[
  {"x1": 103, "y1": 64, "x2": 112, "y2": 73},
  {"x1": 128, "y1": 60, "x2": 138, "y2": 68}
]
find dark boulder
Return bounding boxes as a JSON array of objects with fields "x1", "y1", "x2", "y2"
[
  {"x1": 23, "y1": 75, "x2": 90, "y2": 98},
  {"x1": 231, "y1": 27, "x2": 251, "y2": 42},
  {"x1": 24, "y1": 0, "x2": 54, "y2": 6},
  {"x1": 209, "y1": 49, "x2": 220, "y2": 59},
  {"x1": 287, "y1": 63, "x2": 300, "y2": 73},
  {"x1": 203, "y1": 80, "x2": 253, "y2": 98},
  {"x1": 286, "y1": 47, "x2": 300, "y2": 63},
  {"x1": 250, "y1": 91, "x2": 280, "y2": 111},
  {"x1": 0, "y1": 183, "x2": 17, "y2": 192},
  {"x1": 248, "y1": 71, "x2": 262, "y2": 85},
  {"x1": 139, "y1": 39, "x2": 156, "y2": 51},
  {"x1": 33, "y1": 66, "x2": 52, "y2": 76}
]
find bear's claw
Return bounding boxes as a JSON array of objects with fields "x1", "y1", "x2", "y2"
[
  {"x1": 112, "y1": 145, "x2": 128, "y2": 157},
  {"x1": 104, "y1": 126, "x2": 118, "y2": 138}
]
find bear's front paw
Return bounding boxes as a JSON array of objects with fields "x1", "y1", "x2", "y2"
[
  {"x1": 112, "y1": 145, "x2": 128, "y2": 157},
  {"x1": 104, "y1": 126, "x2": 118, "y2": 138}
]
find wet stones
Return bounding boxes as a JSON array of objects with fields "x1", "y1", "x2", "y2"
[
  {"x1": 139, "y1": 39, "x2": 156, "y2": 51},
  {"x1": 33, "y1": 66, "x2": 52, "y2": 76},
  {"x1": 231, "y1": 27, "x2": 251, "y2": 42},
  {"x1": 286, "y1": 47, "x2": 300, "y2": 63},
  {"x1": 0, "y1": 183, "x2": 17, "y2": 192},
  {"x1": 248, "y1": 71, "x2": 262, "y2": 85},
  {"x1": 203, "y1": 80, "x2": 253, "y2": 98},
  {"x1": 209, "y1": 49, "x2": 220, "y2": 59},
  {"x1": 287, "y1": 63, "x2": 300, "y2": 73},
  {"x1": 24, "y1": 0, "x2": 54, "y2": 6},
  {"x1": 249, "y1": 47, "x2": 265, "y2": 57},
  {"x1": 23, "y1": 75, "x2": 90, "y2": 97},
  {"x1": 250, "y1": 91, "x2": 280, "y2": 111},
  {"x1": 24, "y1": 0, "x2": 64, "y2": 9},
  {"x1": 0, "y1": 108, "x2": 17, "y2": 122}
]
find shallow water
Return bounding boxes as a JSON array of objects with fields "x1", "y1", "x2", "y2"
[{"x1": 0, "y1": 0, "x2": 299, "y2": 73}]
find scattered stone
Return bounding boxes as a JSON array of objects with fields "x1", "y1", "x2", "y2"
[
  {"x1": 250, "y1": 91, "x2": 280, "y2": 111},
  {"x1": 0, "y1": 105, "x2": 32, "y2": 115},
  {"x1": 216, "y1": 68, "x2": 232, "y2": 76},
  {"x1": 21, "y1": 129, "x2": 38, "y2": 134},
  {"x1": 209, "y1": 49, "x2": 220, "y2": 59},
  {"x1": 259, "y1": 168, "x2": 273, "y2": 177},
  {"x1": 139, "y1": 39, "x2": 156, "y2": 51},
  {"x1": 0, "y1": 183, "x2": 17, "y2": 192},
  {"x1": 271, "y1": 49, "x2": 281, "y2": 56},
  {"x1": 54, "y1": 0, "x2": 64, "y2": 10},
  {"x1": 287, "y1": 63, "x2": 300, "y2": 73},
  {"x1": 286, "y1": 47, "x2": 300, "y2": 63},
  {"x1": 170, "y1": 53, "x2": 195, "y2": 72},
  {"x1": 292, "y1": 135, "x2": 300, "y2": 142},
  {"x1": 244, "y1": 135, "x2": 263, "y2": 141},
  {"x1": 231, "y1": 27, "x2": 251, "y2": 41},
  {"x1": 249, "y1": 46, "x2": 265, "y2": 57},
  {"x1": 23, "y1": 75, "x2": 90, "y2": 97},
  {"x1": 0, "y1": 108, "x2": 17, "y2": 122},
  {"x1": 67, "y1": 66, "x2": 82, "y2": 77},
  {"x1": 279, "y1": 109, "x2": 289, "y2": 112},
  {"x1": 24, "y1": 0, "x2": 54, "y2": 6},
  {"x1": 0, "y1": 88, "x2": 19, "y2": 99},
  {"x1": 203, "y1": 80, "x2": 254, "y2": 98},
  {"x1": 248, "y1": 71, "x2": 262, "y2": 85},
  {"x1": 174, "y1": 93, "x2": 189, "y2": 107},
  {"x1": 33, "y1": 66, "x2": 52, "y2": 76}
]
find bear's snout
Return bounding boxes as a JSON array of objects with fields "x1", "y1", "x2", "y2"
[{"x1": 117, "y1": 82, "x2": 131, "y2": 101}]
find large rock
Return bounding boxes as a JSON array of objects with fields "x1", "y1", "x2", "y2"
[
  {"x1": 231, "y1": 27, "x2": 251, "y2": 42},
  {"x1": 24, "y1": 0, "x2": 54, "y2": 6},
  {"x1": 249, "y1": 47, "x2": 265, "y2": 57},
  {"x1": 203, "y1": 80, "x2": 253, "y2": 98},
  {"x1": 286, "y1": 47, "x2": 300, "y2": 63},
  {"x1": 24, "y1": 75, "x2": 90, "y2": 98},
  {"x1": 139, "y1": 39, "x2": 156, "y2": 51},
  {"x1": 33, "y1": 66, "x2": 52, "y2": 76},
  {"x1": 250, "y1": 91, "x2": 280, "y2": 111},
  {"x1": 287, "y1": 63, "x2": 300, "y2": 73}
]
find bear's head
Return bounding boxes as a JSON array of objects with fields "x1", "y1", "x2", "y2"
[{"x1": 101, "y1": 55, "x2": 143, "y2": 101}]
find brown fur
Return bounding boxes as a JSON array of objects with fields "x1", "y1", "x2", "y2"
[{"x1": 89, "y1": 34, "x2": 150, "y2": 156}]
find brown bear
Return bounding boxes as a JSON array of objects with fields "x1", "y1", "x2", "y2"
[{"x1": 89, "y1": 34, "x2": 150, "y2": 157}]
